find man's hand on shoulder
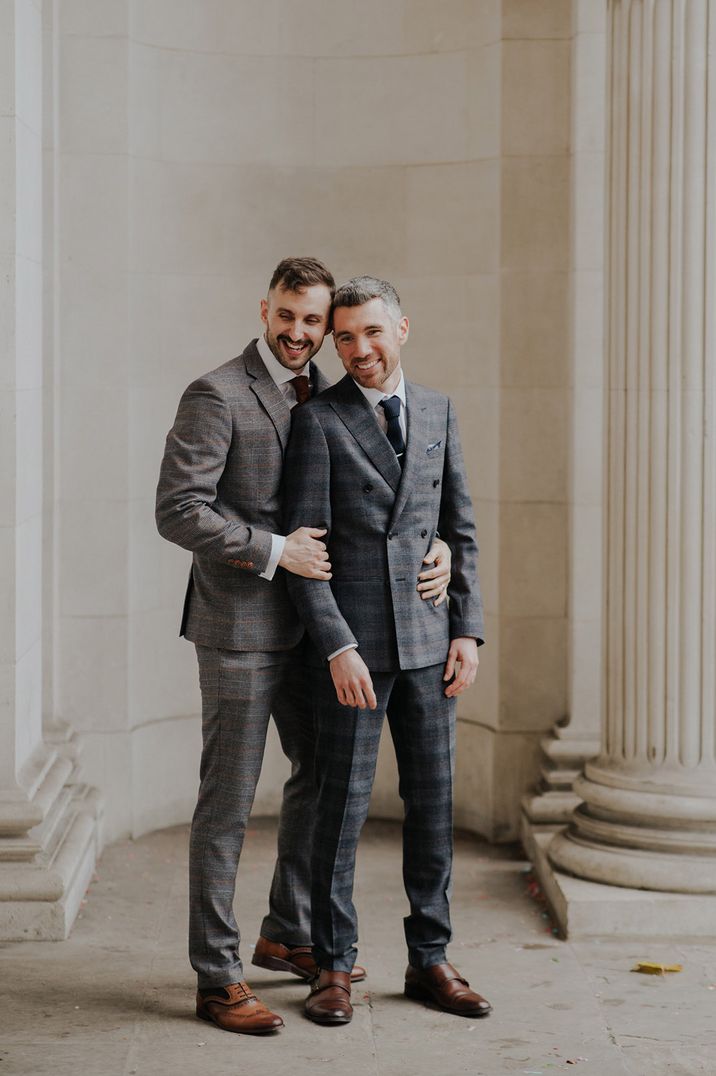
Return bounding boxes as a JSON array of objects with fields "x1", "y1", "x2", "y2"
[
  {"x1": 329, "y1": 649, "x2": 377, "y2": 710},
  {"x1": 280, "y1": 527, "x2": 332, "y2": 579},
  {"x1": 443, "y1": 637, "x2": 479, "y2": 698}
]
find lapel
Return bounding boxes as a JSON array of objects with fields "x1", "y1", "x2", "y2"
[
  {"x1": 244, "y1": 340, "x2": 291, "y2": 451},
  {"x1": 328, "y1": 376, "x2": 402, "y2": 493},
  {"x1": 310, "y1": 360, "x2": 331, "y2": 396},
  {"x1": 389, "y1": 381, "x2": 430, "y2": 531}
]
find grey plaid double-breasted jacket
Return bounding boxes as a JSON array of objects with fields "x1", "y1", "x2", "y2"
[{"x1": 283, "y1": 374, "x2": 484, "y2": 671}]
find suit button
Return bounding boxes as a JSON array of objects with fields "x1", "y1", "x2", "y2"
[
  {"x1": 364, "y1": 483, "x2": 373, "y2": 493},
  {"x1": 388, "y1": 533, "x2": 393, "y2": 540},
  {"x1": 421, "y1": 529, "x2": 428, "y2": 538},
  {"x1": 433, "y1": 478, "x2": 440, "y2": 487}
]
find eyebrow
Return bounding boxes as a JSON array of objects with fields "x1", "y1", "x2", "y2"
[{"x1": 336, "y1": 323, "x2": 383, "y2": 336}]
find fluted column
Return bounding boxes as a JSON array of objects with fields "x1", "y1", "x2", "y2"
[{"x1": 550, "y1": 0, "x2": 716, "y2": 893}]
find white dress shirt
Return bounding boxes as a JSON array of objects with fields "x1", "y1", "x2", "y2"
[{"x1": 256, "y1": 335, "x2": 310, "y2": 581}]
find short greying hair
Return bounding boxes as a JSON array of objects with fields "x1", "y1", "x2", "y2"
[{"x1": 332, "y1": 276, "x2": 402, "y2": 321}]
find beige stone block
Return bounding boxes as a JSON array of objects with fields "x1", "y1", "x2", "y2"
[
  {"x1": 0, "y1": 391, "x2": 15, "y2": 524},
  {"x1": 398, "y1": 273, "x2": 499, "y2": 390},
  {"x1": 500, "y1": 501, "x2": 567, "y2": 617},
  {"x1": 474, "y1": 499, "x2": 498, "y2": 617},
  {"x1": 59, "y1": 36, "x2": 128, "y2": 155},
  {"x1": 156, "y1": 273, "x2": 250, "y2": 390},
  {"x1": 130, "y1": 608, "x2": 199, "y2": 724},
  {"x1": 15, "y1": 119, "x2": 42, "y2": 263},
  {"x1": 61, "y1": 383, "x2": 128, "y2": 503},
  {"x1": 453, "y1": 385, "x2": 499, "y2": 502},
  {"x1": 61, "y1": 270, "x2": 128, "y2": 387},
  {"x1": 570, "y1": 503, "x2": 602, "y2": 619},
  {"x1": 130, "y1": 716, "x2": 200, "y2": 837},
  {"x1": 15, "y1": 388, "x2": 42, "y2": 523},
  {"x1": 58, "y1": 614, "x2": 128, "y2": 732},
  {"x1": 58, "y1": 0, "x2": 128, "y2": 37},
  {"x1": 0, "y1": 119, "x2": 15, "y2": 256},
  {"x1": 15, "y1": 514, "x2": 42, "y2": 659},
  {"x1": 0, "y1": 256, "x2": 13, "y2": 387},
  {"x1": 571, "y1": 386, "x2": 603, "y2": 505},
  {"x1": 401, "y1": 0, "x2": 501, "y2": 52},
  {"x1": 573, "y1": 151, "x2": 605, "y2": 270},
  {"x1": 130, "y1": 497, "x2": 189, "y2": 614},
  {"x1": 502, "y1": 41, "x2": 570, "y2": 157},
  {"x1": 569, "y1": 615, "x2": 602, "y2": 730},
  {"x1": 59, "y1": 501, "x2": 129, "y2": 617},
  {"x1": 573, "y1": 0, "x2": 607, "y2": 35},
  {"x1": 573, "y1": 31, "x2": 606, "y2": 155},
  {"x1": 159, "y1": 51, "x2": 314, "y2": 167},
  {"x1": 0, "y1": 525, "x2": 13, "y2": 663},
  {"x1": 501, "y1": 271, "x2": 568, "y2": 388},
  {"x1": 454, "y1": 720, "x2": 493, "y2": 835},
  {"x1": 279, "y1": 0, "x2": 402, "y2": 56},
  {"x1": 454, "y1": 722, "x2": 540, "y2": 840},
  {"x1": 315, "y1": 53, "x2": 467, "y2": 167},
  {"x1": 0, "y1": 24, "x2": 13, "y2": 118},
  {"x1": 129, "y1": 42, "x2": 160, "y2": 159},
  {"x1": 131, "y1": 0, "x2": 278, "y2": 56},
  {"x1": 501, "y1": 156, "x2": 570, "y2": 271},
  {"x1": 572, "y1": 269, "x2": 604, "y2": 388},
  {"x1": 468, "y1": 42, "x2": 500, "y2": 160},
  {"x1": 407, "y1": 161, "x2": 499, "y2": 276},
  {"x1": 78, "y1": 729, "x2": 132, "y2": 841},
  {"x1": 14, "y1": 0, "x2": 41, "y2": 134},
  {"x1": 500, "y1": 387, "x2": 568, "y2": 503},
  {"x1": 502, "y1": 0, "x2": 572, "y2": 40},
  {"x1": 499, "y1": 614, "x2": 567, "y2": 731},
  {"x1": 60, "y1": 154, "x2": 128, "y2": 271},
  {"x1": 15, "y1": 255, "x2": 42, "y2": 390},
  {"x1": 129, "y1": 385, "x2": 176, "y2": 500}
]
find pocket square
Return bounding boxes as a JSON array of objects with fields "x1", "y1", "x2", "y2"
[{"x1": 426, "y1": 440, "x2": 442, "y2": 454}]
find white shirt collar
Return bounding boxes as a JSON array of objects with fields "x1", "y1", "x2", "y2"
[
  {"x1": 256, "y1": 334, "x2": 309, "y2": 386},
  {"x1": 352, "y1": 369, "x2": 406, "y2": 410}
]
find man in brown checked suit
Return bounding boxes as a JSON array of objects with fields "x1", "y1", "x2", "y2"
[{"x1": 155, "y1": 257, "x2": 452, "y2": 1034}]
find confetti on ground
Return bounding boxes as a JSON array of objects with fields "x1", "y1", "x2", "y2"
[
  {"x1": 565, "y1": 1059, "x2": 589, "y2": 1066},
  {"x1": 631, "y1": 961, "x2": 682, "y2": 975}
]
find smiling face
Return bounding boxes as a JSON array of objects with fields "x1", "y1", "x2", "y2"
[
  {"x1": 332, "y1": 297, "x2": 409, "y2": 392},
  {"x1": 260, "y1": 282, "x2": 333, "y2": 371}
]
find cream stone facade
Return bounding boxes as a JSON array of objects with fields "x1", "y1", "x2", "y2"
[{"x1": 1, "y1": 0, "x2": 714, "y2": 940}]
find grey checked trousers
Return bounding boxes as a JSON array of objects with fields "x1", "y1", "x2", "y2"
[
  {"x1": 311, "y1": 663, "x2": 456, "y2": 974},
  {"x1": 189, "y1": 644, "x2": 315, "y2": 988}
]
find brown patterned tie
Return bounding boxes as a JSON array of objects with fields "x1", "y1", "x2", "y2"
[{"x1": 290, "y1": 375, "x2": 311, "y2": 406}]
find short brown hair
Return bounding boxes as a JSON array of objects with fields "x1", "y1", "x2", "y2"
[
  {"x1": 268, "y1": 256, "x2": 335, "y2": 297},
  {"x1": 333, "y1": 276, "x2": 402, "y2": 321}
]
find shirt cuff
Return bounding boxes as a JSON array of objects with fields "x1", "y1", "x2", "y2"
[
  {"x1": 327, "y1": 643, "x2": 359, "y2": 662},
  {"x1": 259, "y1": 533, "x2": 286, "y2": 581}
]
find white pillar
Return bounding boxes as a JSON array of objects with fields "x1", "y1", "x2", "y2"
[
  {"x1": 550, "y1": 0, "x2": 716, "y2": 893},
  {"x1": 0, "y1": 0, "x2": 100, "y2": 941}
]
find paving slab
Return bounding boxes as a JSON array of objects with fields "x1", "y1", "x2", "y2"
[{"x1": 0, "y1": 819, "x2": 713, "y2": 1075}]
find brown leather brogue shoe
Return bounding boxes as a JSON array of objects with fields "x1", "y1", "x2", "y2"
[
  {"x1": 252, "y1": 936, "x2": 367, "y2": 983},
  {"x1": 404, "y1": 963, "x2": 492, "y2": 1017},
  {"x1": 196, "y1": 981, "x2": 284, "y2": 1034},
  {"x1": 304, "y1": 969, "x2": 353, "y2": 1025}
]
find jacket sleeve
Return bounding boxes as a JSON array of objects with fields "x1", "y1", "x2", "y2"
[
  {"x1": 155, "y1": 377, "x2": 273, "y2": 573},
  {"x1": 283, "y1": 405, "x2": 358, "y2": 658},
  {"x1": 438, "y1": 398, "x2": 485, "y2": 645}
]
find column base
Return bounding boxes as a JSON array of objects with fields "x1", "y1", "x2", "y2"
[
  {"x1": 521, "y1": 813, "x2": 716, "y2": 938},
  {"x1": 521, "y1": 725, "x2": 600, "y2": 825},
  {"x1": 0, "y1": 745, "x2": 104, "y2": 941}
]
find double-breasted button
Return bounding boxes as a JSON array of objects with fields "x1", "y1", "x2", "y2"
[
  {"x1": 433, "y1": 478, "x2": 440, "y2": 487},
  {"x1": 364, "y1": 483, "x2": 374, "y2": 493},
  {"x1": 388, "y1": 533, "x2": 394, "y2": 540},
  {"x1": 420, "y1": 529, "x2": 428, "y2": 538}
]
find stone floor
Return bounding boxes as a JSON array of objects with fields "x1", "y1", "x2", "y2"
[{"x1": 1, "y1": 819, "x2": 714, "y2": 1076}]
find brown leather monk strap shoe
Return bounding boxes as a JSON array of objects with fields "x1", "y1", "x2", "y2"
[
  {"x1": 404, "y1": 963, "x2": 492, "y2": 1017},
  {"x1": 304, "y1": 969, "x2": 353, "y2": 1025},
  {"x1": 252, "y1": 936, "x2": 367, "y2": 983},
  {"x1": 196, "y1": 981, "x2": 284, "y2": 1034}
]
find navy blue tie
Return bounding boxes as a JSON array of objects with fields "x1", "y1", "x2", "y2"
[{"x1": 379, "y1": 395, "x2": 405, "y2": 466}]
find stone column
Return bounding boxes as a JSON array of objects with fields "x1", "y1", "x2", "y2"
[{"x1": 549, "y1": 0, "x2": 716, "y2": 893}]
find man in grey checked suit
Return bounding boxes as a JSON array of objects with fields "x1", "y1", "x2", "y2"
[
  {"x1": 283, "y1": 276, "x2": 492, "y2": 1026},
  {"x1": 155, "y1": 258, "x2": 452, "y2": 1035}
]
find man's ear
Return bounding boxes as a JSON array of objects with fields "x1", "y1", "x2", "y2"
[
  {"x1": 260, "y1": 298, "x2": 268, "y2": 327},
  {"x1": 398, "y1": 316, "x2": 410, "y2": 345}
]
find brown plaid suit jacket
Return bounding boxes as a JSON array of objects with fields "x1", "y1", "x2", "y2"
[
  {"x1": 155, "y1": 339, "x2": 330, "y2": 650},
  {"x1": 283, "y1": 375, "x2": 483, "y2": 671}
]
